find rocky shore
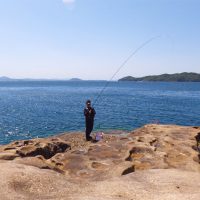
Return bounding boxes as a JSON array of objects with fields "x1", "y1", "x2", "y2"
[{"x1": 0, "y1": 124, "x2": 200, "y2": 200}]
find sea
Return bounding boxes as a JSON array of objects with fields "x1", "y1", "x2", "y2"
[{"x1": 0, "y1": 80, "x2": 200, "y2": 144}]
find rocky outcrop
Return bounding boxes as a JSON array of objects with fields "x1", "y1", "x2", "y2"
[
  {"x1": 0, "y1": 124, "x2": 199, "y2": 199},
  {"x1": 127, "y1": 125, "x2": 200, "y2": 172},
  {"x1": 0, "y1": 138, "x2": 71, "y2": 171}
]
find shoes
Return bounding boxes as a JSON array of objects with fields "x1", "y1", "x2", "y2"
[{"x1": 86, "y1": 136, "x2": 93, "y2": 141}]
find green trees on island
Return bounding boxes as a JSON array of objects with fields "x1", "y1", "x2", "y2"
[{"x1": 119, "y1": 72, "x2": 200, "y2": 82}]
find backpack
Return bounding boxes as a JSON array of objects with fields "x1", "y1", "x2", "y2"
[{"x1": 95, "y1": 132, "x2": 104, "y2": 141}]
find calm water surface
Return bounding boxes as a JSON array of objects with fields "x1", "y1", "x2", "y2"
[{"x1": 0, "y1": 81, "x2": 199, "y2": 144}]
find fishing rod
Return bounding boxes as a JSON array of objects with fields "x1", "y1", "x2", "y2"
[{"x1": 93, "y1": 35, "x2": 161, "y2": 107}]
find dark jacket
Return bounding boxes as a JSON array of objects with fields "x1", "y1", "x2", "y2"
[{"x1": 84, "y1": 107, "x2": 96, "y2": 123}]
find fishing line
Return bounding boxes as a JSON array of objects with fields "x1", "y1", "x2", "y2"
[
  {"x1": 91, "y1": 35, "x2": 162, "y2": 130},
  {"x1": 93, "y1": 35, "x2": 161, "y2": 106}
]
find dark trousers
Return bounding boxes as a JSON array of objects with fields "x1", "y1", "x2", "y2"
[{"x1": 85, "y1": 120, "x2": 94, "y2": 140}]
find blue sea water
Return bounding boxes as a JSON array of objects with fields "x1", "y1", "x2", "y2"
[{"x1": 0, "y1": 81, "x2": 200, "y2": 144}]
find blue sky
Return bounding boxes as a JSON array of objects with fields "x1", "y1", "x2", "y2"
[{"x1": 0, "y1": 0, "x2": 199, "y2": 80}]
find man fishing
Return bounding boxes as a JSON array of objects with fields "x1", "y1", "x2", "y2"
[
  {"x1": 82, "y1": 37, "x2": 159, "y2": 141},
  {"x1": 84, "y1": 100, "x2": 96, "y2": 141}
]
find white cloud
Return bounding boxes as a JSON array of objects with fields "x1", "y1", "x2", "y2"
[{"x1": 62, "y1": 0, "x2": 75, "y2": 5}]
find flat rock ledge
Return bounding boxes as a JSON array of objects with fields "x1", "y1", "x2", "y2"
[{"x1": 0, "y1": 124, "x2": 200, "y2": 200}]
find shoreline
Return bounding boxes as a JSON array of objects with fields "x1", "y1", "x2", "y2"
[{"x1": 1, "y1": 123, "x2": 198, "y2": 145}]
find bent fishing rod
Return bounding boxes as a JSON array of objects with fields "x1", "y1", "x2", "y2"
[{"x1": 93, "y1": 35, "x2": 161, "y2": 107}]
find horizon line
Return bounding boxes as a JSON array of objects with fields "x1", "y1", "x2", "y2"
[{"x1": 0, "y1": 71, "x2": 200, "y2": 81}]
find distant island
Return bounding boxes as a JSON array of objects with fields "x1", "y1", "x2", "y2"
[
  {"x1": 0, "y1": 77, "x2": 83, "y2": 81},
  {"x1": 0, "y1": 76, "x2": 13, "y2": 81},
  {"x1": 119, "y1": 72, "x2": 200, "y2": 82},
  {"x1": 69, "y1": 78, "x2": 83, "y2": 81}
]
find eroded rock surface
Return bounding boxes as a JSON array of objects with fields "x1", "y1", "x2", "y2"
[
  {"x1": 128, "y1": 125, "x2": 200, "y2": 172},
  {"x1": 0, "y1": 124, "x2": 200, "y2": 199}
]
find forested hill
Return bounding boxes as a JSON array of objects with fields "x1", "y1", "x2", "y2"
[{"x1": 118, "y1": 72, "x2": 200, "y2": 82}]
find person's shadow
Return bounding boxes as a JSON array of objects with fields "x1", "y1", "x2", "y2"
[{"x1": 91, "y1": 138, "x2": 99, "y2": 143}]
